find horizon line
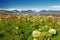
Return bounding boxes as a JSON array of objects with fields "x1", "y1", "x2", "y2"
[{"x1": 1, "y1": 8, "x2": 60, "y2": 12}]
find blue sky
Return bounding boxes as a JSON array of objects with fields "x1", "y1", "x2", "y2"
[{"x1": 0, "y1": 0, "x2": 60, "y2": 11}]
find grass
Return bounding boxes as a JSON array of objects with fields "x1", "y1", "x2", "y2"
[{"x1": 0, "y1": 14, "x2": 60, "y2": 40}]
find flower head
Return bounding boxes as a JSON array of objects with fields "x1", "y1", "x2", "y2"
[
  {"x1": 48, "y1": 29, "x2": 56, "y2": 35},
  {"x1": 16, "y1": 27, "x2": 19, "y2": 29},
  {"x1": 33, "y1": 38, "x2": 37, "y2": 40},
  {"x1": 32, "y1": 30, "x2": 41, "y2": 37}
]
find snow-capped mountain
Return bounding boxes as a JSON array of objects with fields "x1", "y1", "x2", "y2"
[{"x1": 0, "y1": 9, "x2": 60, "y2": 15}]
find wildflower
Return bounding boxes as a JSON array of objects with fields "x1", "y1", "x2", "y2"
[
  {"x1": 48, "y1": 29, "x2": 56, "y2": 35},
  {"x1": 30, "y1": 19, "x2": 35, "y2": 22},
  {"x1": 32, "y1": 30, "x2": 41, "y2": 37},
  {"x1": 25, "y1": 14, "x2": 29, "y2": 16},
  {"x1": 33, "y1": 38, "x2": 37, "y2": 40},
  {"x1": 38, "y1": 29, "x2": 42, "y2": 31},
  {"x1": 45, "y1": 32, "x2": 52, "y2": 37},
  {"x1": 42, "y1": 27, "x2": 44, "y2": 29},
  {"x1": 33, "y1": 16, "x2": 37, "y2": 20},
  {"x1": 39, "y1": 19, "x2": 43, "y2": 22},
  {"x1": 27, "y1": 18, "x2": 30, "y2": 21},
  {"x1": 44, "y1": 25, "x2": 50, "y2": 29},
  {"x1": 47, "y1": 15, "x2": 53, "y2": 18},
  {"x1": 18, "y1": 16, "x2": 21, "y2": 19},
  {"x1": 44, "y1": 25, "x2": 48, "y2": 28},
  {"x1": 57, "y1": 22, "x2": 60, "y2": 25},
  {"x1": 0, "y1": 18, "x2": 2, "y2": 20},
  {"x1": 16, "y1": 27, "x2": 19, "y2": 29},
  {"x1": 6, "y1": 15, "x2": 11, "y2": 19}
]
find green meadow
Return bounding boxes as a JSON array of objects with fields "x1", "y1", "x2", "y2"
[{"x1": 0, "y1": 14, "x2": 60, "y2": 40}]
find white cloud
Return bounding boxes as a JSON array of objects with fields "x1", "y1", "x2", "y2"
[
  {"x1": 0, "y1": 8, "x2": 21, "y2": 11},
  {"x1": 49, "y1": 6, "x2": 60, "y2": 8}
]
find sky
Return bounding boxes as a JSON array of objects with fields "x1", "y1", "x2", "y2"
[{"x1": 0, "y1": 0, "x2": 60, "y2": 11}]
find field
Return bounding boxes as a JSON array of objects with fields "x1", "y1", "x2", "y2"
[{"x1": 0, "y1": 14, "x2": 60, "y2": 40}]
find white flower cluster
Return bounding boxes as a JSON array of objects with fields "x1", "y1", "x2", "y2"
[
  {"x1": 32, "y1": 30, "x2": 41, "y2": 37},
  {"x1": 48, "y1": 29, "x2": 56, "y2": 35},
  {"x1": 33, "y1": 38, "x2": 37, "y2": 40},
  {"x1": 32, "y1": 29, "x2": 56, "y2": 40}
]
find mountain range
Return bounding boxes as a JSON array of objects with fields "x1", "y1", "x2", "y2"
[{"x1": 0, "y1": 9, "x2": 60, "y2": 15}]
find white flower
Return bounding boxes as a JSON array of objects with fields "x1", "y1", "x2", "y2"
[
  {"x1": 16, "y1": 27, "x2": 19, "y2": 29},
  {"x1": 33, "y1": 38, "x2": 37, "y2": 40},
  {"x1": 48, "y1": 29, "x2": 56, "y2": 35},
  {"x1": 32, "y1": 30, "x2": 41, "y2": 37}
]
